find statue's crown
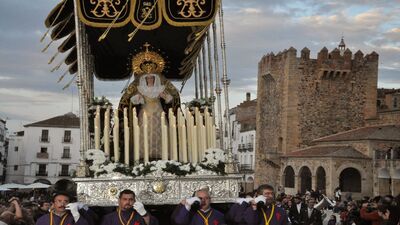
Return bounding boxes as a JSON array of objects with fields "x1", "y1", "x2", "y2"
[{"x1": 132, "y1": 43, "x2": 165, "y2": 75}]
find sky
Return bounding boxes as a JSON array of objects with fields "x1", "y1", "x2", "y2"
[{"x1": 0, "y1": 0, "x2": 399, "y2": 133}]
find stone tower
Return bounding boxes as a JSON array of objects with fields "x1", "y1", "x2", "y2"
[{"x1": 254, "y1": 40, "x2": 378, "y2": 188}]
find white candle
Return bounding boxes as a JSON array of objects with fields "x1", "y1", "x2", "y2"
[
  {"x1": 185, "y1": 108, "x2": 193, "y2": 160},
  {"x1": 192, "y1": 125, "x2": 198, "y2": 163},
  {"x1": 113, "y1": 109, "x2": 120, "y2": 162},
  {"x1": 123, "y1": 107, "x2": 129, "y2": 166},
  {"x1": 177, "y1": 110, "x2": 183, "y2": 161},
  {"x1": 172, "y1": 124, "x2": 178, "y2": 161},
  {"x1": 94, "y1": 105, "x2": 101, "y2": 150},
  {"x1": 104, "y1": 105, "x2": 110, "y2": 158},
  {"x1": 181, "y1": 124, "x2": 188, "y2": 163},
  {"x1": 201, "y1": 124, "x2": 206, "y2": 160},
  {"x1": 132, "y1": 108, "x2": 140, "y2": 164},
  {"x1": 143, "y1": 112, "x2": 149, "y2": 163},
  {"x1": 161, "y1": 112, "x2": 168, "y2": 160},
  {"x1": 205, "y1": 108, "x2": 210, "y2": 148}
]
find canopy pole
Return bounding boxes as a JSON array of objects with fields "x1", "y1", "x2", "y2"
[
  {"x1": 198, "y1": 55, "x2": 204, "y2": 99},
  {"x1": 206, "y1": 31, "x2": 216, "y2": 123},
  {"x1": 212, "y1": 21, "x2": 224, "y2": 150},
  {"x1": 218, "y1": 1, "x2": 237, "y2": 173},
  {"x1": 202, "y1": 43, "x2": 208, "y2": 100},
  {"x1": 194, "y1": 62, "x2": 199, "y2": 99},
  {"x1": 73, "y1": 0, "x2": 93, "y2": 177}
]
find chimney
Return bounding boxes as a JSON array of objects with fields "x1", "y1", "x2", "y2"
[{"x1": 246, "y1": 92, "x2": 251, "y2": 101}]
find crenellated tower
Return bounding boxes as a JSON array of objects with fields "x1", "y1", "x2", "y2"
[{"x1": 255, "y1": 39, "x2": 379, "y2": 188}]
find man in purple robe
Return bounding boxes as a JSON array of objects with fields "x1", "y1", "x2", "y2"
[
  {"x1": 35, "y1": 191, "x2": 89, "y2": 225},
  {"x1": 172, "y1": 189, "x2": 226, "y2": 225},
  {"x1": 100, "y1": 189, "x2": 158, "y2": 225},
  {"x1": 243, "y1": 184, "x2": 288, "y2": 225}
]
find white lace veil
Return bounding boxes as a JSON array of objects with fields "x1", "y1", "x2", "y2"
[{"x1": 137, "y1": 74, "x2": 165, "y2": 98}]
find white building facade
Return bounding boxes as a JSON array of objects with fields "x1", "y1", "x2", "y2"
[
  {"x1": 6, "y1": 113, "x2": 80, "y2": 184},
  {"x1": 223, "y1": 93, "x2": 257, "y2": 193}
]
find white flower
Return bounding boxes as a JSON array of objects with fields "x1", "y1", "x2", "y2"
[{"x1": 182, "y1": 164, "x2": 192, "y2": 172}]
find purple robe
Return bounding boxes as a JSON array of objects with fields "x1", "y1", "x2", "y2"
[
  {"x1": 100, "y1": 208, "x2": 159, "y2": 225},
  {"x1": 243, "y1": 204, "x2": 288, "y2": 225},
  {"x1": 172, "y1": 204, "x2": 226, "y2": 225},
  {"x1": 226, "y1": 202, "x2": 249, "y2": 225},
  {"x1": 35, "y1": 212, "x2": 89, "y2": 225}
]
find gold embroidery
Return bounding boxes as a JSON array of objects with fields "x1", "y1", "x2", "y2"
[
  {"x1": 90, "y1": 0, "x2": 121, "y2": 18},
  {"x1": 177, "y1": 0, "x2": 206, "y2": 18}
]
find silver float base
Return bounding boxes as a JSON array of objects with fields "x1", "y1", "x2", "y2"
[{"x1": 74, "y1": 174, "x2": 241, "y2": 206}]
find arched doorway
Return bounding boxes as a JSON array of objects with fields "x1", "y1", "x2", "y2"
[
  {"x1": 316, "y1": 167, "x2": 326, "y2": 192},
  {"x1": 283, "y1": 166, "x2": 295, "y2": 188},
  {"x1": 299, "y1": 166, "x2": 312, "y2": 194},
  {"x1": 339, "y1": 167, "x2": 361, "y2": 192},
  {"x1": 33, "y1": 179, "x2": 51, "y2": 185}
]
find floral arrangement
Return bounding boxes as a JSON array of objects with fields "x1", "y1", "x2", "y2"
[
  {"x1": 84, "y1": 148, "x2": 226, "y2": 178},
  {"x1": 184, "y1": 97, "x2": 213, "y2": 110},
  {"x1": 91, "y1": 96, "x2": 112, "y2": 106}
]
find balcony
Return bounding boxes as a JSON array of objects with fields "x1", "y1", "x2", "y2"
[
  {"x1": 62, "y1": 136, "x2": 72, "y2": 143},
  {"x1": 39, "y1": 136, "x2": 50, "y2": 143},
  {"x1": 238, "y1": 143, "x2": 254, "y2": 152},
  {"x1": 36, "y1": 171, "x2": 48, "y2": 176},
  {"x1": 59, "y1": 172, "x2": 70, "y2": 177},
  {"x1": 36, "y1": 152, "x2": 49, "y2": 159},
  {"x1": 61, "y1": 153, "x2": 71, "y2": 159},
  {"x1": 239, "y1": 164, "x2": 254, "y2": 172}
]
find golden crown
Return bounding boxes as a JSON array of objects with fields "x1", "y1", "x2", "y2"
[{"x1": 132, "y1": 43, "x2": 165, "y2": 75}]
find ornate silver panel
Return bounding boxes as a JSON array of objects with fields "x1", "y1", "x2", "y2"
[{"x1": 74, "y1": 174, "x2": 241, "y2": 206}]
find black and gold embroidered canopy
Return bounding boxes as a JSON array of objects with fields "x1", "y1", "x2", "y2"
[{"x1": 45, "y1": 0, "x2": 219, "y2": 81}]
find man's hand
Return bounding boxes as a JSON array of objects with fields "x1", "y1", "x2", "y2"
[
  {"x1": 184, "y1": 197, "x2": 201, "y2": 211},
  {"x1": 133, "y1": 202, "x2": 147, "y2": 216},
  {"x1": 66, "y1": 203, "x2": 81, "y2": 222},
  {"x1": 378, "y1": 210, "x2": 390, "y2": 220}
]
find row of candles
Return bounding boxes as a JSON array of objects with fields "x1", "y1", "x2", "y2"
[{"x1": 93, "y1": 105, "x2": 217, "y2": 165}]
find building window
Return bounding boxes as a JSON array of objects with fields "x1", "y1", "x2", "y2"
[
  {"x1": 37, "y1": 164, "x2": 47, "y2": 176},
  {"x1": 40, "y1": 147, "x2": 47, "y2": 153},
  {"x1": 394, "y1": 98, "x2": 398, "y2": 108},
  {"x1": 40, "y1": 130, "x2": 49, "y2": 142},
  {"x1": 60, "y1": 165, "x2": 69, "y2": 176},
  {"x1": 14, "y1": 165, "x2": 18, "y2": 171},
  {"x1": 63, "y1": 130, "x2": 71, "y2": 143},
  {"x1": 14, "y1": 146, "x2": 18, "y2": 152},
  {"x1": 62, "y1": 147, "x2": 70, "y2": 159}
]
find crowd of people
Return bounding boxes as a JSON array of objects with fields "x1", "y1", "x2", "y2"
[{"x1": 0, "y1": 184, "x2": 398, "y2": 225}]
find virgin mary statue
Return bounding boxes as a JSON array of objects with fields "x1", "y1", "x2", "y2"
[{"x1": 118, "y1": 44, "x2": 180, "y2": 162}]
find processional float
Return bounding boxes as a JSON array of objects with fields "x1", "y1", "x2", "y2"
[{"x1": 42, "y1": 0, "x2": 239, "y2": 205}]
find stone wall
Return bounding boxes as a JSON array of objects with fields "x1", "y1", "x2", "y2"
[
  {"x1": 255, "y1": 46, "x2": 379, "y2": 189},
  {"x1": 366, "y1": 110, "x2": 400, "y2": 126}
]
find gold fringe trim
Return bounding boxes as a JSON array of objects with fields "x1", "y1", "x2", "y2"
[
  {"x1": 98, "y1": 0, "x2": 130, "y2": 42},
  {"x1": 128, "y1": 0, "x2": 160, "y2": 42},
  {"x1": 40, "y1": 0, "x2": 69, "y2": 42}
]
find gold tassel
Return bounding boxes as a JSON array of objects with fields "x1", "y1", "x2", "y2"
[
  {"x1": 51, "y1": 60, "x2": 64, "y2": 72},
  {"x1": 42, "y1": 14, "x2": 73, "y2": 53},
  {"x1": 48, "y1": 51, "x2": 60, "y2": 64},
  {"x1": 57, "y1": 70, "x2": 69, "y2": 83},
  {"x1": 128, "y1": 0, "x2": 159, "y2": 42},
  {"x1": 40, "y1": 0, "x2": 69, "y2": 42},
  {"x1": 63, "y1": 74, "x2": 77, "y2": 90},
  {"x1": 98, "y1": 0, "x2": 130, "y2": 42}
]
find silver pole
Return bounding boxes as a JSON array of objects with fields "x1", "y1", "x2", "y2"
[
  {"x1": 202, "y1": 43, "x2": 208, "y2": 100},
  {"x1": 212, "y1": 22, "x2": 224, "y2": 150},
  {"x1": 218, "y1": 1, "x2": 236, "y2": 173},
  {"x1": 198, "y1": 53, "x2": 204, "y2": 99},
  {"x1": 194, "y1": 62, "x2": 199, "y2": 99},
  {"x1": 206, "y1": 31, "x2": 215, "y2": 123},
  {"x1": 73, "y1": 0, "x2": 92, "y2": 176}
]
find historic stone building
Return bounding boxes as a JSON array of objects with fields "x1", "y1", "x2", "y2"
[{"x1": 255, "y1": 39, "x2": 400, "y2": 198}]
